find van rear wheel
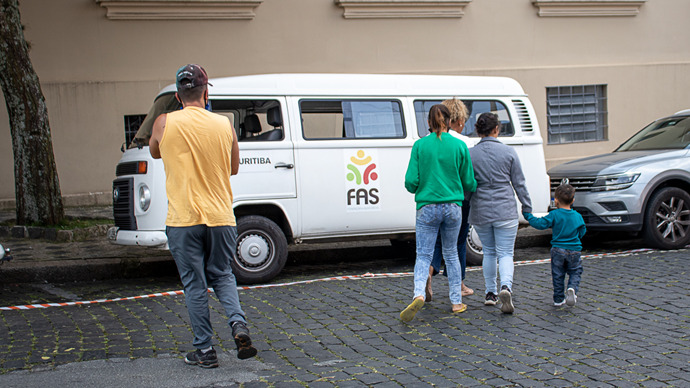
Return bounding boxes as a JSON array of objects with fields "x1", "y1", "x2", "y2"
[
  {"x1": 233, "y1": 216, "x2": 288, "y2": 284},
  {"x1": 465, "y1": 225, "x2": 483, "y2": 266}
]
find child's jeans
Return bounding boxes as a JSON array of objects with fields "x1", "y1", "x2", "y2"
[{"x1": 551, "y1": 247, "x2": 583, "y2": 303}]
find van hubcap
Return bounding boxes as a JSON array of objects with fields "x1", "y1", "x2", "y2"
[
  {"x1": 238, "y1": 234, "x2": 271, "y2": 267},
  {"x1": 655, "y1": 197, "x2": 690, "y2": 242}
]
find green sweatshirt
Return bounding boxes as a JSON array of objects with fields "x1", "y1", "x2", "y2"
[
  {"x1": 404, "y1": 132, "x2": 477, "y2": 210},
  {"x1": 523, "y1": 208, "x2": 587, "y2": 251}
]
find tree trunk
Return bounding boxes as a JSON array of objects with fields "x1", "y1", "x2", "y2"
[{"x1": 0, "y1": 0, "x2": 64, "y2": 225}]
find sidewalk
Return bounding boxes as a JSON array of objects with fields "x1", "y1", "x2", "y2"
[
  {"x1": 0, "y1": 206, "x2": 552, "y2": 284},
  {"x1": 0, "y1": 206, "x2": 174, "y2": 283}
]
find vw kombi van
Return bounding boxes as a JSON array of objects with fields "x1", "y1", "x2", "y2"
[{"x1": 108, "y1": 74, "x2": 549, "y2": 284}]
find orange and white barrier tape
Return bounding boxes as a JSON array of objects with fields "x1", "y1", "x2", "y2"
[{"x1": 0, "y1": 247, "x2": 663, "y2": 311}]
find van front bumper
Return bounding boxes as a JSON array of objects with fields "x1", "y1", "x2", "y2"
[{"x1": 107, "y1": 227, "x2": 168, "y2": 247}]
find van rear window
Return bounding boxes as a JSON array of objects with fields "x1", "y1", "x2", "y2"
[
  {"x1": 414, "y1": 100, "x2": 515, "y2": 138},
  {"x1": 300, "y1": 100, "x2": 405, "y2": 140}
]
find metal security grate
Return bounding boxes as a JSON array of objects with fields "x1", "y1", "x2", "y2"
[
  {"x1": 546, "y1": 85, "x2": 607, "y2": 144},
  {"x1": 512, "y1": 100, "x2": 533, "y2": 132},
  {"x1": 113, "y1": 178, "x2": 137, "y2": 230}
]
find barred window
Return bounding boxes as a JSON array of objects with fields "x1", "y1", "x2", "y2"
[{"x1": 546, "y1": 85, "x2": 607, "y2": 144}]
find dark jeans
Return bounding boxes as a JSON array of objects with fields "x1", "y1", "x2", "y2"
[
  {"x1": 431, "y1": 200, "x2": 470, "y2": 281},
  {"x1": 167, "y1": 225, "x2": 246, "y2": 349},
  {"x1": 551, "y1": 246, "x2": 583, "y2": 303}
]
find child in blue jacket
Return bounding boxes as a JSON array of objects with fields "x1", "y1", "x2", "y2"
[{"x1": 523, "y1": 184, "x2": 586, "y2": 307}]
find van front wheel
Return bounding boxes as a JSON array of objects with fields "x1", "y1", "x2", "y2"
[{"x1": 233, "y1": 216, "x2": 288, "y2": 284}]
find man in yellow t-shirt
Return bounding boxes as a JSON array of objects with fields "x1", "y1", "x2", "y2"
[{"x1": 149, "y1": 64, "x2": 256, "y2": 368}]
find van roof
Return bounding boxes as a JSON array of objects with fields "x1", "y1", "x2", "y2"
[{"x1": 159, "y1": 73, "x2": 526, "y2": 97}]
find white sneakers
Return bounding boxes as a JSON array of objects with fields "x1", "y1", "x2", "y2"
[{"x1": 566, "y1": 288, "x2": 577, "y2": 307}]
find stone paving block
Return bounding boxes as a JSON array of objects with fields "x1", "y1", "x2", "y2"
[{"x1": 1, "y1": 251, "x2": 689, "y2": 386}]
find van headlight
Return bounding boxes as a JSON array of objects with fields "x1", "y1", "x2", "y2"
[
  {"x1": 139, "y1": 185, "x2": 151, "y2": 211},
  {"x1": 591, "y1": 173, "x2": 640, "y2": 192}
]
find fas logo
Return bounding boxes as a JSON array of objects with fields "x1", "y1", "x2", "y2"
[{"x1": 345, "y1": 150, "x2": 380, "y2": 210}]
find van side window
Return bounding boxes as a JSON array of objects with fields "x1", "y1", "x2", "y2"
[
  {"x1": 414, "y1": 100, "x2": 515, "y2": 138},
  {"x1": 210, "y1": 99, "x2": 284, "y2": 142},
  {"x1": 300, "y1": 100, "x2": 405, "y2": 140}
]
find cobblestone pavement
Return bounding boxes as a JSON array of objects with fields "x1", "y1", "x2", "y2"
[{"x1": 0, "y1": 249, "x2": 689, "y2": 387}]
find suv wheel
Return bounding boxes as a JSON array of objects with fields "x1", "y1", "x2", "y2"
[
  {"x1": 642, "y1": 187, "x2": 690, "y2": 249},
  {"x1": 234, "y1": 215, "x2": 288, "y2": 284}
]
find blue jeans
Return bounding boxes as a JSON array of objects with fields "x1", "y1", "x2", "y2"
[
  {"x1": 474, "y1": 219, "x2": 519, "y2": 294},
  {"x1": 431, "y1": 200, "x2": 470, "y2": 280},
  {"x1": 551, "y1": 247, "x2": 583, "y2": 303},
  {"x1": 414, "y1": 203, "x2": 463, "y2": 304},
  {"x1": 167, "y1": 225, "x2": 246, "y2": 349}
]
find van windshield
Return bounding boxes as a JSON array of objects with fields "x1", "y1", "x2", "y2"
[
  {"x1": 129, "y1": 93, "x2": 181, "y2": 148},
  {"x1": 616, "y1": 116, "x2": 690, "y2": 152}
]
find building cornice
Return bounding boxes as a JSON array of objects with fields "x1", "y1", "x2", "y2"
[
  {"x1": 95, "y1": 0, "x2": 263, "y2": 20},
  {"x1": 532, "y1": 0, "x2": 647, "y2": 17},
  {"x1": 334, "y1": 0, "x2": 472, "y2": 19}
]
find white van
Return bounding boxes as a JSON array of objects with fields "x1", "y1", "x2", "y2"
[{"x1": 108, "y1": 74, "x2": 549, "y2": 284}]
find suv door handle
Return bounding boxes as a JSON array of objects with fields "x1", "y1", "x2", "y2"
[{"x1": 275, "y1": 163, "x2": 294, "y2": 169}]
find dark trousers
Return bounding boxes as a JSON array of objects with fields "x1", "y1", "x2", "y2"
[
  {"x1": 167, "y1": 225, "x2": 246, "y2": 349},
  {"x1": 551, "y1": 246, "x2": 583, "y2": 303}
]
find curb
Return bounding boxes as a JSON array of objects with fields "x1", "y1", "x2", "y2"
[
  {"x1": 0, "y1": 256, "x2": 178, "y2": 283},
  {"x1": 0, "y1": 224, "x2": 113, "y2": 242}
]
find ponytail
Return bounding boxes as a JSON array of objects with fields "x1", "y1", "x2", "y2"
[{"x1": 428, "y1": 104, "x2": 451, "y2": 138}]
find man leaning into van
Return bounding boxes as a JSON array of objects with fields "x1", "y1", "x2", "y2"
[{"x1": 149, "y1": 64, "x2": 257, "y2": 368}]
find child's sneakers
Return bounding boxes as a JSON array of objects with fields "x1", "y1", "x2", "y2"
[
  {"x1": 566, "y1": 288, "x2": 577, "y2": 306},
  {"x1": 553, "y1": 300, "x2": 566, "y2": 307},
  {"x1": 484, "y1": 292, "x2": 498, "y2": 306}
]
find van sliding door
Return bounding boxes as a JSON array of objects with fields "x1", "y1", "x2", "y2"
[{"x1": 294, "y1": 98, "x2": 415, "y2": 239}]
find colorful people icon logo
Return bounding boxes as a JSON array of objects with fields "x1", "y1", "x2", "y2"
[{"x1": 346, "y1": 150, "x2": 378, "y2": 185}]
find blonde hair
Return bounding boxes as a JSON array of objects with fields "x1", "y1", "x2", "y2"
[{"x1": 442, "y1": 98, "x2": 468, "y2": 125}]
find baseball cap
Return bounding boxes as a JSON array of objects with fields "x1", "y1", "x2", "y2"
[{"x1": 176, "y1": 64, "x2": 213, "y2": 90}]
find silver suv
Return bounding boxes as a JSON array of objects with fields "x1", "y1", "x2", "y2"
[{"x1": 547, "y1": 109, "x2": 690, "y2": 249}]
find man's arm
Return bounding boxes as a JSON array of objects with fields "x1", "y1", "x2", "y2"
[
  {"x1": 149, "y1": 114, "x2": 167, "y2": 159},
  {"x1": 230, "y1": 124, "x2": 240, "y2": 175}
]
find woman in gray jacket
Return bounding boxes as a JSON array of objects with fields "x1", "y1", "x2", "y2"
[{"x1": 469, "y1": 112, "x2": 532, "y2": 314}]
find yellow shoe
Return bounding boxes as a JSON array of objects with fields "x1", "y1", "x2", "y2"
[
  {"x1": 400, "y1": 298, "x2": 424, "y2": 322},
  {"x1": 452, "y1": 303, "x2": 467, "y2": 313}
]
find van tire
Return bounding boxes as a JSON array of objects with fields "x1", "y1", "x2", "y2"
[
  {"x1": 642, "y1": 187, "x2": 690, "y2": 249},
  {"x1": 465, "y1": 225, "x2": 483, "y2": 266},
  {"x1": 233, "y1": 215, "x2": 288, "y2": 284}
]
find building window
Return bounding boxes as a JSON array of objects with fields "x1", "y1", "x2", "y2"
[
  {"x1": 546, "y1": 84, "x2": 607, "y2": 144},
  {"x1": 124, "y1": 114, "x2": 147, "y2": 146}
]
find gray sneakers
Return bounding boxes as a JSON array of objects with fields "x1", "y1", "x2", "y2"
[{"x1": 499, "y1": 286, "x2": 514, "y2": 314}]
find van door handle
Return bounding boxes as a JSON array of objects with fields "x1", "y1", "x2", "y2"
[{"x1": 275, "y1": 163, "x2": 294, "y2": 169}]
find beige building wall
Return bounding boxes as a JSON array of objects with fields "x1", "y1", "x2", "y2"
[{"x1": 1, "y1": 0, "x2": 689, "y2": 203}]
